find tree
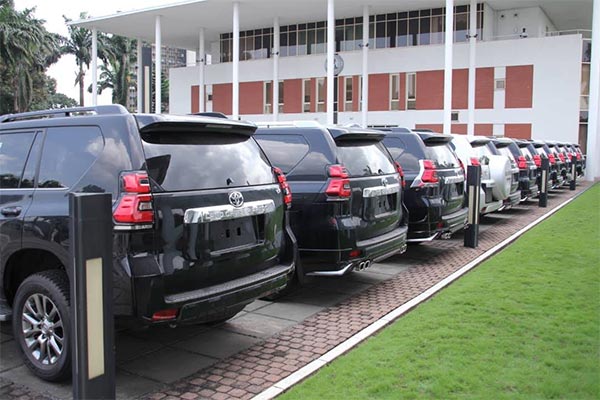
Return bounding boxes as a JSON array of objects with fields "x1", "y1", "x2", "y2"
[
  {"x1": 62, "y1": 13, "x2": 112, "y2": 106},
  {"x1": 89, "y1": 35, "x2": 137, "y2": 109},
  {"x1": 30, "y1": 77, "x2": 78, "y2": 110},
  {"x1": 0, "y1": 2, "x2": 62, "y2": 113}
]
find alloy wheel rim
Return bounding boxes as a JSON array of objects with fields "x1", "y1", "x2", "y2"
[{"x1": 21, "y1": 293, "x2": 64, "y2": 366}]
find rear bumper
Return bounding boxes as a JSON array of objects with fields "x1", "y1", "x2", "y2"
[
  {"x1": 503, "y1": 190, "x2": 522, "y2": 209},
  {"x1": 301, "y1": 225, "x2": 408, "y2": 275},
  {"x1": 132, "y1": 261, "x2": 295, "y2": 324},
  {"x1": 406, "y1": 194, "x2": 465, "y2": 240},
  {"x1": 440, "y1": 207, "x2": 468, "y2": 234}
]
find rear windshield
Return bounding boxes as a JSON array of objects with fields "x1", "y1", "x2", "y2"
[
  {"x1": 336, "y1": 141, "x2": 396, "y2": 177},
  {"x1": 521, "y1": 147, "x2": 534, "y2": 160},
  {"x1": 497, "y1": 147, "x2": 515, "y2": 161},
  {"x1": 141, "y1": 132, "x2": 274, "y2": 191},
  {"x1": 424, "y1": 144, "x2": 460, "y2": 169},
  {"x1": 472, "y1": 143, "x2": 495, "y2": 159}
]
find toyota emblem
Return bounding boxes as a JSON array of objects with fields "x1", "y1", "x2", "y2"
[
  {"x1": 381, "y1": 178, "x2": 388, "y2": 187},
  {"x1": 229, "y1": 191, "x2": 244, "y2": 208}
]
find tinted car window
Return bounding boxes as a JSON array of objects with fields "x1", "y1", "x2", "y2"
[
  {"x1": 20, "y1": 132, "x2": 44, "y2": 188},
  {"x1": 382, "y1": 137, "x2": 420, "y2": 171},
  {"x1": 255, "y1": 134, "x2": 310, "y2": 174},
  {"x1": 38, "y1": 127, "x2": 104, "y2": 189},
  {"x1": 0, "y1": 131, "x2": 36, "y2": 189},
  {"x1": 424, "y1": 144, "x2": 459, "y2": 168},
  {"x1": 472, "y1": 144, "x2": 495, "y2": 159},
  {"x1": 497, "y1": 147, "x2": 515, "y2": 161},
  {"x1": 521, "y1": 147, "x2": 533, "y2": 160},
  {"x1": 337, "y1": 141, "x2": 395, "y2": 177},
  {"x1": 142, "y1": 132, "x2": 274, "y2": 191}
]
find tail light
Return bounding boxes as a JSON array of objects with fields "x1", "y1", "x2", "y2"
[
  {"x1": 469, "y1": 157, "x2": 480, "y2": 167},
  {"x1": 394, "y1": 161, "x2": 406, "y2": 188},
  {"x1": 548, "y1": 153, "x2": 556, "y2": 165},
  {"x1": 412, "y1": 159, "x2": 439, "y2": 188},
  {"x1": 113, "y1": 171, "x2": 154, "y2": 230},
  {"x1": 533, "y1": 154, "x2": 541, "y2": 167},
  {"x1": 422, "y1": 160, "x2": 438, "y2": 183},
  {"x1": 273, "y1": 167, "x2": 292, "y2": 208},
  {"x1": 576, "y1": 153, "x2": 581, "y2": 161},
  {"x1": 326, "y1": 164, "x2": 351, "y2": 198},
  {"x1": 558, "y1": 153, "x2": 565, "y2": 163},
  {"x1": 517, "y1": 155, "x2": 527, "y2": 170}
]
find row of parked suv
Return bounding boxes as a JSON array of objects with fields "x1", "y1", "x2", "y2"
[{"x1": 0, "y1": 106, "x2": 585, "y2": 381}]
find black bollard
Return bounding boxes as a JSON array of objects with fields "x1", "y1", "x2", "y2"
[
  {"x1": 569, "y1": 154, "x2": 577, "y2": 190},
  {"x1": 70, "y1": 193, "x2": 115, "y2": 400},
  {"x1": 539, "y1": 157, "x2": 549, "y2": 207},
  {"x1": 464, "y1": 165, "x2": 481, "y2": 248}
]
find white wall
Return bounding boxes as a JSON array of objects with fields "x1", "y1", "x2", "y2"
[
  {"x1": 495, "y1": 6, "x2": 557, "y2": 39},
  {"x1": 170, "y1": 34, "x2": 582, "y2": 143}
]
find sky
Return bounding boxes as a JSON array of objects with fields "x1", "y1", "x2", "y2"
[{"x1": 14, "y1": 0, "x2": 168, "y2": 106}]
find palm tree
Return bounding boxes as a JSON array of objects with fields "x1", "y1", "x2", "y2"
[
  {"x1": 0, "y1": 2, "x2": 62, "y2": 113},
  {"x1": 90, "y1": 35, "x2": 136, "y2": 109},
  {"x1": 62, "y1": 13, "x2": 112, "y2": 106}
]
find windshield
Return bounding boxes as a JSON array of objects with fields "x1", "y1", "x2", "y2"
[{"x1": 141, "y1": 132, "x2": 274, "y2": 191}]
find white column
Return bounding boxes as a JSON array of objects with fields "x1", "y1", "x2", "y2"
[
  {"x1": 155, "y1": 15, "x2": 162, "y2": 114},
  {"x1": 361, "y1": 5, "x2": 369, "y2": 128},
  {"x1": 232, "y1": 2, "x2": 240, "y2": 119},
  {"x1": 443, "y1": 0, "x2": 454, "y2": 135},
  {"x1": 91, "y1": 28, "x2": 98, "y2": 106},
  {"x1": 273, "y1": 17, "x2": 280, "y2": 121},
  {"x1": 136, "y1": 39, "x2": 143, "y2": 113},
  {"x1": 326, "y1": 0, "x2": 335, "y2": 125},
  {"x1": 586, "y1": 0, "x2": 600, "y2": 181},
  {"x1": 467, "y1": 0, "x2": 476, "y2": 137},
  {"x1": 198, "y1": 28, "x2": 205, "y2": 113}
]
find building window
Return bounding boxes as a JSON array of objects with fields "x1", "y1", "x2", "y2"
[
  {"x1": 317, "y1": 78, "x2": 326, "y2": 112},
  {"x1": 220, "y1": 4, "x2": 484, "y2": 62},
  {"x1": 277, "y1": 81, "x2": 284, "y2": 113},
  {"x1": 406, "y1": 73, "x2": 416, "y2": 110},
  {"x1": 303, "y1": 79, "x2": 312, "y2": 112},
  {"x1": 345, "y1": 77, "x2": 354, "y2": 111},
  {"x1": 495, "y1": 78, "x2": 505, "y2": 90},
  {"x1": 390, "y1": 74, "x2": 400, "y2": 110},
  {"x1": 264, "y1": 81, "x2": 272, "y2": 114}
]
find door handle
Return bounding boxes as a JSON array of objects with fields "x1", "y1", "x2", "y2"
[{"x1": 1, "y1": 206, "x2": 22, "y2": 217}]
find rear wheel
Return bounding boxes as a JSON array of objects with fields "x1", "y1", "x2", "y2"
[{"x1": 12, "y1": 270, "x2": 71, "y2": 382}]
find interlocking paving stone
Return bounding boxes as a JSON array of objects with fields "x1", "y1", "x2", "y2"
[
  {"x1": 172, "y1": 329, "x2": 261, "y2": 359},
  {"x1": 0, "y1": 184, "x2": 589, "y2": 399}
]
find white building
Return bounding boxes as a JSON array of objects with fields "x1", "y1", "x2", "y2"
[{"x1": 71, "y1": 0, "x2": 598, "y2": 180}]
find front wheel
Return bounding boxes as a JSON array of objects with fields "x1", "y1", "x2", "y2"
[{"x1": 12, "y1": 270, "x2": 72, "y2": 382}]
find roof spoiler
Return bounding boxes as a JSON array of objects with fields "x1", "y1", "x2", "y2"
[
  {"x1": 416, "y1": 132, "x2": 453, "y2": 146},
  {"x1": 328, "y1": 127, "x2": 385, "y2": 142},
  {"x1": 136, "y1": 114, "x2": 257, "y2": 137}
]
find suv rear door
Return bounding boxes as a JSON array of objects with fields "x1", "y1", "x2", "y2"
[
  {"x1": 136, "y1": 119, "x2": 285, "y2": 296},
  {"x1": 419, "y1": 135, "x2": 465, "y2": 216},
  {"x1": 331, "y1": 130, "x2": 402, "y2": 242}
]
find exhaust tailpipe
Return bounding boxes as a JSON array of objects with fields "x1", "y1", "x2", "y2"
[
  {"x1": 440, "y1": 232, "x2": 452, "y2": 240},
  {"x1": 363, "y1": 260, "x2": 371, "y2": 269}
]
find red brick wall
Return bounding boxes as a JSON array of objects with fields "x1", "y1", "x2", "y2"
[
  {"x1": 475, "y1": 123, "x2": 494, "y2": 135},
  {"x1": 213, "y1": 83, "x2": 232, "y2": 115},
  {"x1": 191, "y1": 85, "x2": 199, "y2": 113},
  {"x1": 368, "y1": 74, "x2": 389, "y2": 111},
  {"x1": 416, "y1": 70, "x2": 444, "y2": 110},
  {"x1": 283, "y1": 79, "x2": 302, "y2": 113},
  {"x1": 506, "y1": 65, "x2": 533, "y2": 108},
  {"x1": 475, "y1": 67, "x2": 494, "y2": 109},
  {"x1": 452, "y1": 69, "x2": 468, "y2": 109},
  {"x1": 451, "y1": 124, "x2": 467, "y2": 134},
  {"x1": 504, "y1": 123, "x2": 532, "y2": 139},
  {"x1": 415, "y1": 123, "x2": 443, "y2": 132},
  {"x1": 239, "y1": 81, "x2": 263, "y2": 115}
]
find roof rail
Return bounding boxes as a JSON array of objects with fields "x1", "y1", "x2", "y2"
[
  {"x1": 254, "y1": 120, "x2": 323, "y2": 129},
  {"x1": 0, "y1": 104, "x2": 128, "y2": 123}
]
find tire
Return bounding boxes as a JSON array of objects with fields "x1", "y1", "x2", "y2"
[{"x1": 12, "y1": 270, "x2": 71, "y2": 382}]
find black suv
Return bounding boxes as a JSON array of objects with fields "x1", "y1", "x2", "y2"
[
  {"x1": 382, "y1": 128, "x2": 468, "y2": 241},
  {"x1": 0, "y1": 106, "x2": 296, "y2": 381},
  {"x1": 254, "y1": 122, "x2": 407, "y2": 280}
]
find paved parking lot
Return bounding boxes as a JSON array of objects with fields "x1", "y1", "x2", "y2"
[{"x1": 0, "y1": 184, "x2": 589, "y2": 400}]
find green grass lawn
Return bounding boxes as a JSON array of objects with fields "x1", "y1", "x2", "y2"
[{"x1": 280, "y1": 185, "x2": 600, "y2": 400}]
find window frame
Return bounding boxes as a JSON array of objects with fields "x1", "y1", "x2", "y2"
[
  {"x1": 390, "y1": 73, "x2": 400, "y2": 110},
  {"x1": 406, "y1": 72, "x2": 417, "y2": 110}
]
